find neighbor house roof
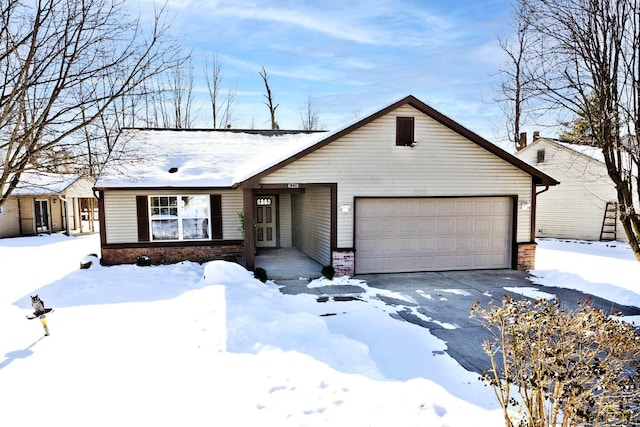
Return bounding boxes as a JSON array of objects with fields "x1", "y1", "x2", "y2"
[
  {"x1": 532, "y1": 137, "x2": 637, "y2": 176},
  {"x1": 10, "y1": 172, "x2": 84, "y2": 196},
  {"x1": 95, "y1": 95, "x2": 559, "y2": 190}
]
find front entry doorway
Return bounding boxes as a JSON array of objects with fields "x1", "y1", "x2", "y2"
[
  {"x1": 35, "y1": 199, "x2": 50, "y2": 233},
  {"x1": 255, "y1": 196, "x2": 277, "y2": 248}
]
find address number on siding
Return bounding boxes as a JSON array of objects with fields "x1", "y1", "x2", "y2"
[{"x1": 287, "y1": 183, "x2": 299, "y2": 188}]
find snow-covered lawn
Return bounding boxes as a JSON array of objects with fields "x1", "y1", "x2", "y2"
[{"x1": 1, "y1": 234, "x2": 638, "y2": 426}]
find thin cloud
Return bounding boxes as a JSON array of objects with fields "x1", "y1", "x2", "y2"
[{"x1": 205, "y1": 1, "x2": 453, "y2": 47}]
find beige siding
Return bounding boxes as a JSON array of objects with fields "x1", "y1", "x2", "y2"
[
  {"x1": 516, "y1": 140, "x2": 627, "y2": 242},
  {"x1": 64, "y1": 176, "x2": 95, "y2": 198},
  {"x1": 261, "y1": 105, "x2": 533, "y2": 246},
  {"x1": 0, "y1": 197, "x2": 20, "y2": 238},
  {"x1": 279, "y1": 193, "x2": 292, "y2": 247},
  {"x1": 103, "y1": 189, "x2": 244, "y2": 244},
  {"x1": 292, "y1": 187, "x2": 331, "y2": 265}
]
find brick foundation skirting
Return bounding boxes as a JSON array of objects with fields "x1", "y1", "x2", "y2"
[
  {"x1": 101, "y1": 243, "x2": 244, "y2": 266},
  {"x1": 517, "y1": 242, "x2": 537, "y2": 270},
  {"x1": 332, "y1": 250, "x2": 355, "y2": 277}
]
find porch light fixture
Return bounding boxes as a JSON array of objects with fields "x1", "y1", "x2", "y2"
[
  {"x1": 340, "y1": 204, "x2": 352, "y2": 213},
  {"x1": 520, "y1": 201, "x2": 531, "y2": 211}
]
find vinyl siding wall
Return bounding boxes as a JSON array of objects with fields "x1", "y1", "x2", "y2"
[
  {"x1": 292, "y1": 187, "x2": 331, "y2": 265},
  {"x1": 103, "y1": 189, "x2": 244, "y2": 244},
  {"x1": 279, "y1": 193, "x2": 292, "y2": 247},
  {"x1": 260, "y1": 105, "x2": 534, "y2": 247},
  {"x1": 0, "y1": 197, "x2": 20, "y2": 238},
  {"x1": 516, "y1": 140, "x2": 628, "y2": 242}
]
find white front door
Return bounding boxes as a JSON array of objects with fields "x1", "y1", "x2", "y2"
[{"x1": 255, "y1": 196, "x2": 277, "y2": 248}]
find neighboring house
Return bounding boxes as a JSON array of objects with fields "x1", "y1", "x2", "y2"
[
  {"x1": 0, "y1": 173, "x2": 98, "y2": 238},
  {"x1": 94, "y1": 95, "x2": 558, "y2": 275},
  {"x1": 515, "y1": 137, "x2": 631, "y2": 242}
]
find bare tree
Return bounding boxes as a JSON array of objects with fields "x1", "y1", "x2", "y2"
[
  {"x1": 495, "y1": 0, "x2": 539, "y2": 151},
  {"x1": 299, "y1": 89, "x2": 322, "y2": 131},
  {"x1": 515, "y1": 0, "x2": 640, "y2": 260},
  {"x1": 204, "y1": 53, "x2": 236, "y2": 128},
  {"x1": 259, "y1": 66, "x2": 279, "y2": 130},
  {"x1": 0, "y1": 0, "x2": 180, "y2": 207},
  {"x1": 165, "y1": 56, "x2": 195, "y2": 129}
]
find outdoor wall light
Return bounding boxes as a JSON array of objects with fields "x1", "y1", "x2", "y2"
[
  {"x1": 520, "y1": 201, "x2": 531, "y2": 211},
  {"x1": 340, "y1": 204, "x2": 352, "y2": 213}
]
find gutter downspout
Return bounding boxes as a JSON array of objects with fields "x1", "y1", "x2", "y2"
[{"x1": 536, "y1": 185, "x2": 550, "y2": 196}]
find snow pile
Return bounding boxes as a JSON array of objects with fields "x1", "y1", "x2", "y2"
[{"x1": 1, "y1": 234, "x2": 639, "y2": 426}]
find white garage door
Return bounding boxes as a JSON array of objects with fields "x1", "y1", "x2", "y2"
[{"x1": 355, "y1": 197, "x2": 512, "y2": 274}]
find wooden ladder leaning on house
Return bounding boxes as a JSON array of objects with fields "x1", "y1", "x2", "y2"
[{"x1": 599, "y1": 201, "x2": 618, "y2": 241}]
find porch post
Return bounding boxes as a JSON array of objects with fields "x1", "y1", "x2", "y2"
[{"x1": 243, "y1": 188, "x2": 255, "y2": 270}]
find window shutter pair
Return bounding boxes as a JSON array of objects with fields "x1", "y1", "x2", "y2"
[{"x1": 135, "y1": 195, "x2": 223, "y2": 242}]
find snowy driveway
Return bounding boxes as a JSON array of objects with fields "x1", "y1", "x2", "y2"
[{"x1": 278, "y1": 269, "x2": 640, "y2": 374}]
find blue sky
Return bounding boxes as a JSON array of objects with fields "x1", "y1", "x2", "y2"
[{"x1": 141, "y1": 0, "x2": 521, "y2": 148}]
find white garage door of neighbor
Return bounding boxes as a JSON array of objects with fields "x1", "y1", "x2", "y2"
[{"x1": 355, "y1": 197, "x2": 513, "y2": 274}]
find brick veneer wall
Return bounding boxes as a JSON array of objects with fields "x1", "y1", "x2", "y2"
[
  {"x1": 332, "y1": 250, "x2": 355, "y2": 277},
  {"x1": 101, "y1": 244, "x2": 244, "y2": 265},
  {"x1": 517, "y1": 242, "x2": 537, "y2": 270}
]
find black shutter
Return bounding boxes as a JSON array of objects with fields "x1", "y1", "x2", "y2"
[
  {"x1": 210, "y1": 194, "x2": 223, "y2": 239},
  {"x1": 396, "y1": 117, "x2": 414, "y2": 146},
  {"x1": 136, "y1": 196, "x2": 150, "y2": 242}
]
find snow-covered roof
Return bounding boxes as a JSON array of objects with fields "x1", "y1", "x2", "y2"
[
  {"x1": 10, "y1": 172, "x2": 82, "y2": 195},
  {"x1": 553, "y1": 140, "x2": 606, "y2": 163},
  {"x1": 95, "y1": 129, "x2": 326, "y2": 189}
]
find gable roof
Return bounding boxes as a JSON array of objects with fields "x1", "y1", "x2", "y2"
[
  {"x1": 95, "y1": 95, "x2": 559, "y2": 190},
  {"x1": 9, "y1": 172, "x2": 85, "y2": 196},
  {"x1": 235, "y1": 95, "x2": 559, "y2": 187},
  {"x1": 524, "y1": 137, "x2": 638, "y2": 178},
  {"x1": 526, "y1": 137, "x2": 606, "y2": 163}
]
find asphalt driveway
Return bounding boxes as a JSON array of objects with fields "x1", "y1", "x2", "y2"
[{"x1": 278, "y1": 269, "x2": 640, "y2": 374}]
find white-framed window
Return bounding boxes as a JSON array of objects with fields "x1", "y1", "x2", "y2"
[{"x1": 149, "y1": 195, "x2": 210, "y2": 241}]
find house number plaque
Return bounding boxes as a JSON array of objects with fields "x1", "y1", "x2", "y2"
[{"x1": 287, "y1": 183, "x2": 299, "y2": 188}]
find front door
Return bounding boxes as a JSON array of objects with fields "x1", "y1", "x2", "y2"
[
  {"x1": 255, "y1": 196, "x2": 277, "y2": 248},
  {"x1": 35, "y1": 199, "x2": 50, "y2": 233}
]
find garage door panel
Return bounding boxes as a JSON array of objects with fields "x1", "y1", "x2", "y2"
[
  {"x1": 417, "y1": 218, "x2": 436, "y2": 233},
  {"x1": 398, "y1": 220, "x2": 418, "y2": 233},
  {"x1": 436, "y1": 218, "x2": 455, "y2": 234},
  {"x1": 436, "y1": 237, "x2": 454, "y2": 250},
  {"x1": 455, "y1": 218, "x2": 473, "y2": 233},
  {"x1": 356, "y1": 197, "x2": 512, "y2": 273}
]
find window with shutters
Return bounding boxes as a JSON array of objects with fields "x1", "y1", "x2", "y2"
[
  {"x1": 396, "y1": 116, "x2": 415, "y2": 146},
  {"x1": 147, "y1": 195, "x2": 213, "y2": 241}
]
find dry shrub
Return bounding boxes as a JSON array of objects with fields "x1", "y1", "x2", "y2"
[{"x1": 471, "y1": 296, "x2": 640, "y2": 427}]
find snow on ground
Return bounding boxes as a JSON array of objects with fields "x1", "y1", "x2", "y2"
[{"x1": 1, "y1": 234, "x2": 638, "y2": 426}]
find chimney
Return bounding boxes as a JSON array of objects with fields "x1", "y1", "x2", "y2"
[{"x1": 533, "y1": 131, "x2": 540, "y2": 141}]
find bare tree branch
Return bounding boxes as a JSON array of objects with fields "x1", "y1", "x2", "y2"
[
  {"x1": 0, "y1": 0, "x2": 182, "y2": 206},
  {"x1": 259, "y1": 65, "x2": 279, "y2": 130}
]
